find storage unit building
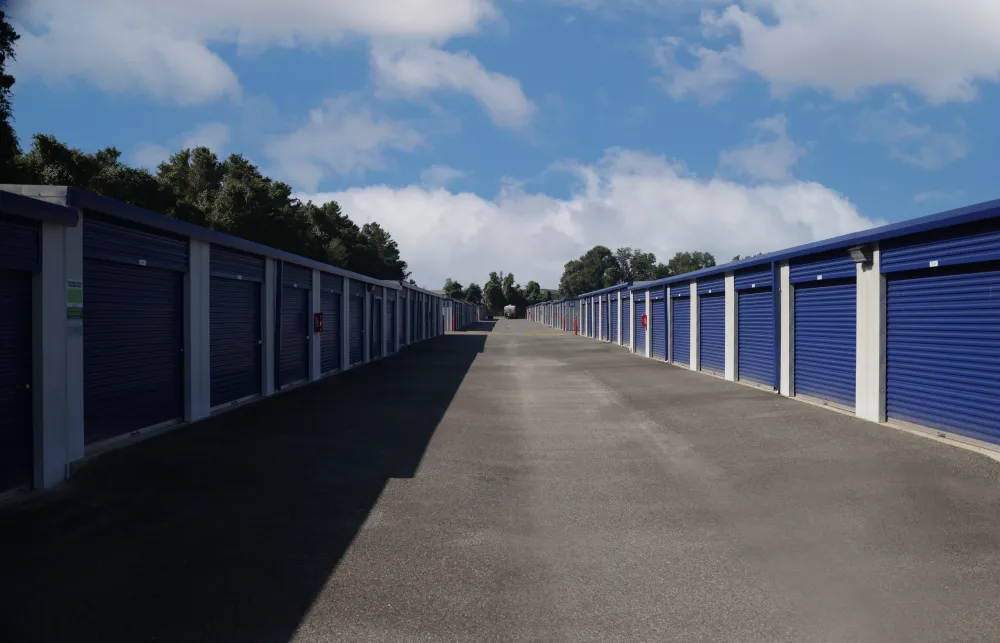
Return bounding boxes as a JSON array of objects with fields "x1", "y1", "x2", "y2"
[
  {"x1": 791, "y1": 252, "x2": 857, "y2": 408},
  {"x1": 651, "y1": 287, "x2": 666, "y2": 360},
  {"x1": 210, "y1": 246, "x2": 264, "y2": 408},
  {"x1": 84, "y1": 215, "x2": 187, "y2": 444},
  {"x1": 320, "y1": 273, "x2": 342, "y2": 374},
  {"x1": 671, "y1": 287, "x2": 691, "y2": 366},
  {"x1": 735, "y1": 267, "x2": 776, "y2": 388},
  {"x1": 698, "y1": 277, "x2": 726, "y2": 375}
]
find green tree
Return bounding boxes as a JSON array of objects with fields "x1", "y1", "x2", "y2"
[
  {"x1": 502, "y1": 272, "x2": 516, "y2": 302},
  {"x1": 605, "y1": 247, "x2": 658, "y2": 284},
  {"x1": 443, "y1": 278, "x2": 465, "y2": 300},
  {"x1": 483, "y1": 271, "x2": 505, "y2": 313},
  {"x1": 524, "y1": 280, "x2": 543, "y2": 304},
  {"x1": 666, "y1": 251, "x2": 716, "y2": 276},
  {"x1": 0, "y1": 7, "x2": 20, "y2": 177},
  {"x1": 463, "y1": 282, "x2": 483, "y2": 305},
  {"x1": 558, "y1": 246, "x2": 616, "y2": 297}
]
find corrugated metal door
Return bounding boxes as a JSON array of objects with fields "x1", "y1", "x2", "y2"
[
  {"x1": 737, "y1": 289, "x2": 774, "y2": 386},
  {"x1": 886, "y1": 267, "x2": 1000, "y2": 442},
  {"x1": 699, "y1": 294, "x2": 725, "y2": 373},
  {"x1": 672, "y1": 296, "x2": 691, "y2": 365},
  {"x1": 371, "y1": 297, "x2": 383, "y2": 359},
  {"x1": 320, "y1": 291, "x2": 341, "y2": 373},
  {"x1": 652, "y1": 290, "x2": 666, "y2": 360},
  {"x1": 634, "y1": 298, "x2": 647, "y2": 354},
  {"x1": 794, "y1": 281, "x2": 856, "y2": 407},
  {"x1": 209, "y1": 247, "x2": 264, "y2": 408},
  {"x1": 279, "y1": 264, "x2": 310, "y2": 387},
  {"x1": 84, "y1": 218, "x2": 186, "y2": 444},
  {"x1": 401, "y1": 293, "x2": 408, "y2": 345},
  {"x1": 349, "y1": 284, "x2": 364, "y2": 364},
  {"x1": 0, "y1": 268, "x2": 33, "y2": 492},
  {"x1": 386, "y1": 294, "x2": 396, "y2": 354},
  {"x1": 621, "y1": 297, "x2": 631, "y2": 347},
  {"x1": 610, "y1": 295, "x2": 619, "y2": 343}
]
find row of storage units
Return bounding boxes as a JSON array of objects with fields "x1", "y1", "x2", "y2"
[
  {"x1": 0, "y1": 185, "x2": 446, "y2": 496},
  {"x1": 528, "y1": 299, "x2": 578, "y2": 332},
  {"x1": 443, "y1": 298, "x2": 487, "y2": 330},
  {"x1": 530, "y1": 198, "x2": 1000, "y2": 452}
]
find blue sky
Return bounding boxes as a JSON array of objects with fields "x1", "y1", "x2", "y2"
[{"x1": 9, "y1": 0, "x2": 1000, "y2": 288}]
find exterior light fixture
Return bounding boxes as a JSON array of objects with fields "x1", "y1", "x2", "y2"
[{"x1": 847, "y1": 245, "x2": 872, "y2": 264}]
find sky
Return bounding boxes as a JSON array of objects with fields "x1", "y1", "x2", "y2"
[{"x1": 8, "y1": 0, "x2": 1000, "y2": 290}]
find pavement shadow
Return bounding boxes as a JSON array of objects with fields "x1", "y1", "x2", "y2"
[
  {"x1": 456, "y1": 320, "x2": 496, "y2": 332},
  {"x1": 0, "y1": 333, "x2": 487, "y2": 643}
]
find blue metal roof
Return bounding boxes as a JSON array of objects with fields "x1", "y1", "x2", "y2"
[
  {"x1": 630, "y1": 197, "x2": 1000, "y2": 291},
  {"x1": 7, "y1": 185, "x2": 395, "y2": 287},
  {"x1": 577, "y1": 281, "x2": 633, "y2": 298},
  {"x1": 0, "y1": 189, "x2": 78, "y2": 226}
]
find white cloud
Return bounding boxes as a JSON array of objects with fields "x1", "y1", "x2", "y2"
[
  {"x1": 420, "y1": 165, "x2": 466, "y2": 188},
  {"x1": 298, "y1": 148, "x2": 877, "y2": 289},
  {"x1": 265, "y1": 95, "x2": 424, "y2": 192},
  {"x1": 371, "y1": 43, "x2": 536, "y2": 129},
  {"x1": 857, "y1": 98, "x2": 969, "y2": 169},
  {"x1": 661, "y1": 0, "x2": 1000, "y2": 103},
  {"x1": 650, "y1": 36, "x2": 742, "y2": 103},
  {"x1": 131, "y1": 143, "x2": 173, "y2": 170},
  {"x1": 718, "y1": 114, "x2": 805, "y2": 181},
  {"x1": 10, "y1": 0, "x2": 497, "y2": 104}
]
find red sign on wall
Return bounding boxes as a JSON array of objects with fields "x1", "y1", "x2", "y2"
[
  {"x1": 313, "y1": 312, "x2": 323, "y2": 333},
  {"x1": 641, "y1": 313, "x2": 647, "y2": 329}
]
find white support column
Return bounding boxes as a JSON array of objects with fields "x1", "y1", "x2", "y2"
[
  {"x1": 36, "y1": 221, "x2": 76, "y2": 488},
  {"x1": 666, "y1": 287, "x2": 672, "y2": 362},
  {"x1": 263, "y1": 259, "x2": 277, "y2": 394},
  {"x1": 855, "y1": 248, "x2": 885, "y2": 422},
  {"x1": 725, "y1": 273, "x2": 736, "y2": 381},
  {"x1": 341, "y1": 277, "x2": 350, "y2": 369},
  {"x1": 185, "y1": 240, "x2": 211, "y2": 423},
  {"x1": 309, "y1": 270, "x2": 321, "y2": 380},
  {"x1": 690, "y1": 282, "x2": 699, "y2": 372},
  {"x1": 779, "y1": 262, "x2": 793, "y2": 397},
  {"x1": 645, "y1": 288, "x2": 652, "y2": 358}
]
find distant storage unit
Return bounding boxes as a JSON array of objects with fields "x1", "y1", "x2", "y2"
[
  {"x1": 671, "y1": 287, "x2": 691, "y2": 367},
  {"x1": 0, "y1": 184, "x2": 445, "y2": 497},
  {"x1": 651, "y1": 287, "x2": 666, "y2": 360},
  {"x1": 634, "y1": 290, "x2": 647, "y2": 355}
]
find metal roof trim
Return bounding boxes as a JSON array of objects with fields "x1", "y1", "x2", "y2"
[{"x1": 0, "y1": 188, "x2": 79, "y2": 226}]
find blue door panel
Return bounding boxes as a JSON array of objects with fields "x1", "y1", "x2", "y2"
[
  {"x1": 886, "y1": 268, "x2": 1000, "y2": 443},
  {"x1": 0, "y1": 269, "x2": 33, "y2": 491},
  {"x1": 737, "y1": 288, "x2": 775, "y2": 387},
  {"x1": 699, "y1": 294, "x2": 726, "y2": 373},
  {"x1": 610, "y1": 298, "x2": 619, "y2": 343},
  {"x1": 621, "y1": 298, "x2": 631, "y2": 347},
  {"x1": 210, "y1": 277, "x2": 262, "y2": 407},
  {"x1": 321, "y1": 291, "x2": 341, "y2": 373},
  {"x1": 794, "y1": 281, "x2": 856, "y2": 407},
  {"x1": 372, "y1": 299, "x2": 383, "y2": 358},
  {"x1": 84, "y1": 260, "x2": 184, "y2": 443},
  {"x1": 279, "y1": 286, "x2": 309, "y2": 386},
  {"x1": 387, "y1": 299, "x2": 396, "y2": 354},
  {"x1": 672, "y1": 297, "x2": 691, "y2": 365},
  {"x1": 652, "y1": 297, "x2": 666, "y2": 360}
]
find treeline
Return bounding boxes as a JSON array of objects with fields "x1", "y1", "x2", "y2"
[
  {"x1": 558, "y1": 247, "x2": 719, "y2": 297},
  {"x1": 443, "y1": 272, "x2": 553, "y2": 314},
  {"x1": 0, "y1": 14, "x2": 409, "y2": 280}
]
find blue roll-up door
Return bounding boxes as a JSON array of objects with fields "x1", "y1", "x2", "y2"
[
  {"x1": 0, "y1": 268, "x2": 34, "y2": 492},
  {"x1": 610, "y1": 295, "x2": 619, "y2": 343},
  {"x1": 320, "y1": 291, "x2": 341, "y2": 373},
  {"x1": 621, "y1": 297, "x2": 631, "y2": 348},
  {"x1": 634, "y1": 297, "x2": 647, "y2": 354},
  {"x1": 386, "y1": 294, "x2": 396, "y2": 354},
  {"x1": 652, "y1": 290, "x2": 666, "y2": 360},
  {"x1": 371, "y1": 296, "x2": 383, "y2": 359},
  {"x1": 794, "y1": 281, "x2": 856, "y2": 407},
  {"x1": 885, "y1": 267, "x2": 1000, "y2": 443},
  {"x1": 349, "y1": 282, "x2": 364, "y2": 364},
  {"x1": 278, "y1": 263, "x2": 310, "y2": 387},
  {"x1": 210, "y1": 246, "x2": 264, "y2": 408},
  {"x1": 603, "y1": 297, "x2": 609, "y2": 340},
  {"x1": 401, "y1": 293, "x2": 408, "y2": 345},
  {"x1": 737, "y1": 288, "x2": 775, "y2": 387},
  {"x1": 672, "y1": 296, "x2": 691, "y2": 366},
  {"x1": 84, "y1": 218, "x2": 186, "y2": 444},
  {"x1": 699, "y1": 294, "x2": 725, "y2": 373}
]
